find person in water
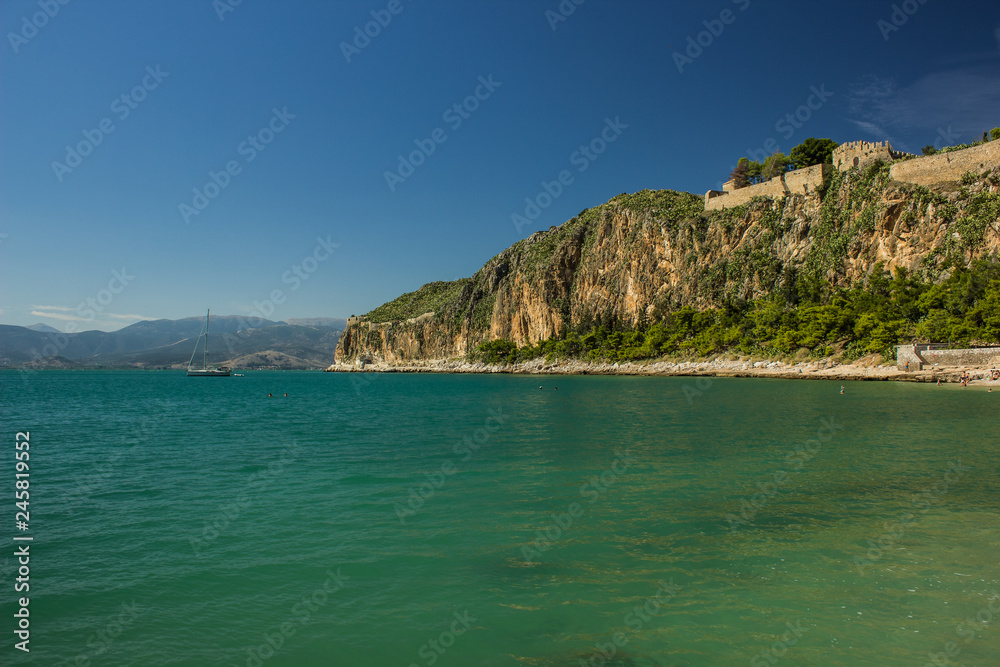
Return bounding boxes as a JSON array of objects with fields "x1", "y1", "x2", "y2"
[{"x1": 839, "y1": 386, "x2": 844, "y2": 394}]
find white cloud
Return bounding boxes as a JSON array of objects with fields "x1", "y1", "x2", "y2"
[
  {"x1": 30, "y1": 310, "x2": 87, "y2": 322},
  {"x1": 845, "y1": 75, "x2": 901, "y2": 142},
  {"x1": 31, "y1": 304, "x2": 76, "y2": 312},
  {"x1": 848, "y1": 119, "x2": 890, "y2": 140},
  {"x1": 846, "y1": 65, "x2": 1000, "y2": 150},
  {"x1": 31, "y1": 306, "x2": 153, "y2": 328}
]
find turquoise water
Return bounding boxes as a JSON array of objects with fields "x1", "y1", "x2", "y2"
[{"x1": 1, "y1": 370, "x2": 998, "y2": 666}]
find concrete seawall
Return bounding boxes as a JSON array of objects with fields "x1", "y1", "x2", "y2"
[{"x1": 896, "y1": 344, "x2": 1000, "y2": 370}]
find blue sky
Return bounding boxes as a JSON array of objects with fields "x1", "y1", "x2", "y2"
[{"x1": 2, "y1": 0, "x2": 999, "y2": 332}]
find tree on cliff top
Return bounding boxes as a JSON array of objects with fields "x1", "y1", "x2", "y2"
[
  {"x1": 790, "y1": 138, "x2": 838, "y2": 169},
  {"x1": 733, "y1": 140, "x2": 834, "y2": 186},
  {"x1": 728, "y1": 158, "x2": 750, "y2": 189},
  {"x1": 761, "y1": 152, "x2": 793, "y2": 180},
  {"x1": 738, "y1": 152, "x2": 794, "y2": 185}
]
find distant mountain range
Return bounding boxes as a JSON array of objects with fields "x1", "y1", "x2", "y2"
[
  {"x1": 284, "y1": 317, "x2": 346, "y2": 329},
  {"x1": 26, "y1": 323, "x2": 62, "y2": 333},
  {"x1": 0, "y1": 316, "x2": 346, "y2": 370}
]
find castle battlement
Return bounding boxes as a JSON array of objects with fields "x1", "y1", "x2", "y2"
[{"x1": 832, "y1": 140, "x2": 913, "y2": 172}]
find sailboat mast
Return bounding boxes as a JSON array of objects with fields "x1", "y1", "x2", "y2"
[{"x1": 204, "y1": 309, "x2": 210, "y2": 369}]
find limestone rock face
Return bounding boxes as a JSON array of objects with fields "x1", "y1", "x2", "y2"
[{"x1": 337, "y1": 164, "x2": 1000, "y2": 363}]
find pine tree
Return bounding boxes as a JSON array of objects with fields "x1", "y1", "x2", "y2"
[{"x1": 728, "y1": 158, "x2": 750, "y2": 189}]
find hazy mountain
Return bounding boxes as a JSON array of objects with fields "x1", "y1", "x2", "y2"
[
  {"x1": 0, "y1": 315, "x2": 340, "y2": 370},
  {"x1": 284, "y1": 317, "x2": 347, "y2": 329},
  {"x1": 26, "y1": 323, "x2": 62, "y2": 333}
]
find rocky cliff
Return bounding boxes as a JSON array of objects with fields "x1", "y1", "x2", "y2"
[{"x1": 336, "y1": 155, "x2": 1000, "y2": 364}]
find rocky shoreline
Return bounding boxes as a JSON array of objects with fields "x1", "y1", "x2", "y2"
[{"x1": 325, "y1": 356, "x2": 1000, "y2": 385}]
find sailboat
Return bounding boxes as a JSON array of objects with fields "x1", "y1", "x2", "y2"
[{"x1": 187, "y1": 309, "x2": 232, "y2": 377}]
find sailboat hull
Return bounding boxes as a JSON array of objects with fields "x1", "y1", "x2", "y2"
[{"x1": 187, "y1": 368, "x2": 231, "y2": 377}]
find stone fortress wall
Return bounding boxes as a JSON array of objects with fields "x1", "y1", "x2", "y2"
[
  {"x1": 784, "y1": 163, "x2": 831, "y2": 195},
  {"x1": 889, "y1": 140, "x2": 1000, "y2": 187},
  {"x1": 705, "y1": 139, "x2": 1000, "y2": 212},
  {"x1": 704, "y1": 163, "x2": 830, "y2": 211}
]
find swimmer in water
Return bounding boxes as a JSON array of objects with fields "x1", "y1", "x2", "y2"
[
  {"x1": 267, "y1": 393, "x2": 272, "y2": 397},
  {"x1": 284, "y1": 393, "x2": 288, "y2": 397},
  {"x1": 839, "y1": 386, "x2": 844, "y2": 394}
]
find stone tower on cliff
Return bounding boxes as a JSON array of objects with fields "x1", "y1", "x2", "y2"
[{"x1": 832, "y1": 140, "x2": 912, "y2": 172}]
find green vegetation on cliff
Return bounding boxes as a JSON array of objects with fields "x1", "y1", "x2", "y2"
[
  {"x1": 806, "y1": 162, "x2": 891, "y2": 274},
  {"x1": 608, "y1": 189, "x2": 705, "y2": 220},
  {"x1": 365, "y1": 280, "x2": 469, "y2": 323},
  {"x1": 474, "y1": 260, "x2": 1000, "y2": 364}
]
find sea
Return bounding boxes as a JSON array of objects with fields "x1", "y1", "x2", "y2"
[{"x1": 1, "y1": 370, "x2": 997, "y2": 666}]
